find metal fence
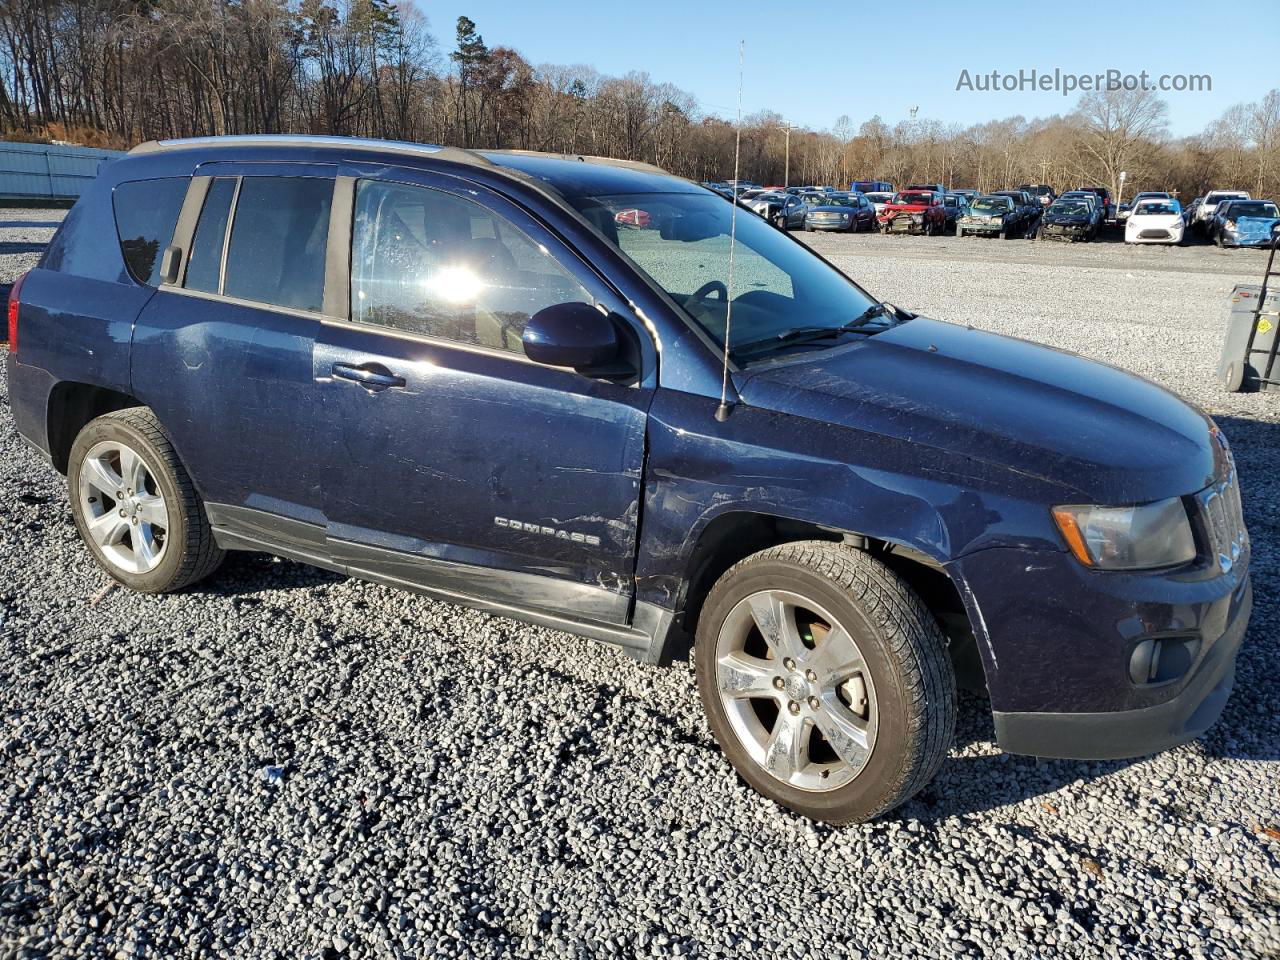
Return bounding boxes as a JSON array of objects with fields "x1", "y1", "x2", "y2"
[{"x1": 0, "y1": 141, "x2": 125, "y2": 202}]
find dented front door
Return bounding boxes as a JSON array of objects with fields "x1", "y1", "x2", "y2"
[{"x1": 315, "y1": 169, "x2": 650, "y2": 624}]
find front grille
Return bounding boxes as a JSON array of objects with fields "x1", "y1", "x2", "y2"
[
  {"x1": 1197, "y1": 468, "x2": 1248, "y2": 573},
  {"x1": 1139, "y1": 229, "x2": 1171, "y2": 239},
  {"x1": 810, "y1": 213, "x2": 843, "y2": 221}
]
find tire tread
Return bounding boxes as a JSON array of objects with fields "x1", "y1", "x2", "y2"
[{"x1": 703, "y1": 540, "x2": 956, "y2": 823}]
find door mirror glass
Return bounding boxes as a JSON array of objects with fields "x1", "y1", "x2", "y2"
[{"x1": 523, "y1": 302, "x2": 619, "y2": 370}]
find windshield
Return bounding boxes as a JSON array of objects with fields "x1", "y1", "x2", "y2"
[
  {"x1": 892, "y1": 192, "x2": 932, "y2": 204},
  {"x1": 1225, "y1": 201, "x2": 1278, "y2": 218},
  {"x1": 1134, "y1": 201, "x2": 1179, "y2": 216},
  {"x1": 1049, "y1": 201, "x2": 1089, "y2": 216},
  {"x1": 971, "y1": 198, "x2": 1012, "y2": 214},
  {"x1": 866, "y1": 192, "x2": 892, "y2": 203},
  {"x1": 568, "y1": 192, "x2": 885, "y2": 360}
]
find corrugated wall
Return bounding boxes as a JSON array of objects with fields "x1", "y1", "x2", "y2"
[{"x1": 0, "y1": 141, "x2": 126, "y2": 201}]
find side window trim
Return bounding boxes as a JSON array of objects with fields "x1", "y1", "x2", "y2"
[
  {"x1": 324, "y1": 176, "x2": 355, "y2": 319},
  {"x1": 165, "y1": 176, "x2": 212, "y2": 289},
  {"x1": 216, "y1": 176, "x2": 244, "y2": 296}
]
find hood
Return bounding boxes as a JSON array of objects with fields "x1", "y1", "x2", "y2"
[
  {"x1": 1231, "y1": 216, "x2": 1280, "y2": 240},
  {"x1": 1045, "y1": 211, "x2": 1090, "y2": 223},
  {"x1": 883, "y1": 203, "x2": 928, "y2": 214},
  {"x1": 735, "y1": 316, "x2": 1216, "y2": 504}
]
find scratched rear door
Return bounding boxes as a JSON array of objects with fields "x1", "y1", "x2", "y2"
[{"x1": 314, "y1": 166, "x2": 652, "y2": 625}]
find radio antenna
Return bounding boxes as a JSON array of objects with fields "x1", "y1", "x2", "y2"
[{"x1": 715, "y1": 40, "x2": 745, "y2": 423}]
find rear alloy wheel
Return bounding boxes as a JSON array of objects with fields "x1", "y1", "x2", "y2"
[
  {"x1": 695, "y1": 541, "x2": 956, "y2": 823},
  {"x1": 68, "y1": 407, "x2": 224, "y2": 592}
]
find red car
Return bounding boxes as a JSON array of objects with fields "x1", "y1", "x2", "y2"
[
  {"x1": 614, "y1": 208, "x2": 652, "y2": 228},
  {"x1": 878, "y1": 190, "x2": 947, "y2": 235}
]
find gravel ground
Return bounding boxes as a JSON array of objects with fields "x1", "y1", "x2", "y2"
[{"x1": 2, "y1": 211, "x2": 1279, "y2": 959}]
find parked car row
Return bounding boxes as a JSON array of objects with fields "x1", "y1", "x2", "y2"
[{"x1": 699, "y1": 178, "x2": 1278, "y2": 248}]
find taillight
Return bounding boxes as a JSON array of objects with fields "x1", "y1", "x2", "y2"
[{"x1": 7, "y1": 270, "x2": 27, "y2": 354}]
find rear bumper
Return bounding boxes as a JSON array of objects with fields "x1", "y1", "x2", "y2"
[{"x1": 993, "y1": 575, "x2": 1250, "y2": 759}]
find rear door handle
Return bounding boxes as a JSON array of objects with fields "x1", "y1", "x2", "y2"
[{"x1": 331, "y1": 362, "x2": 406, "y2": 390}]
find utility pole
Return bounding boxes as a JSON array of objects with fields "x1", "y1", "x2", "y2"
[{"x1": 783, "y1": 122, "x2": 794, "y2": 188}]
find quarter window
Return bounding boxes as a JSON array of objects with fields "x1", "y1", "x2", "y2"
[
  {"x1": 350, "y1": 180, "x2": 591, "y2": 353},
  {"x1": 113, "y1": 178, "x2": 188, "y2": 286}
]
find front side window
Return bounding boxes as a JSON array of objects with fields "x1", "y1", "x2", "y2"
[
  {"x1": 568, "y1": 191, "x2": 883, "y2": 361},
  {"x1": 351, "y1": 180, "x2": 591, "y2": 353},
  {"x1": 113, "y1": 178, "x2": 188, "y2": 286}
]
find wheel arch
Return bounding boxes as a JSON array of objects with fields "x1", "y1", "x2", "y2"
[
  {"x1": 46, "y1": 381, "x2": 145, "y2": 474},
  {"x1": 672, "y1": 510, "x2": 986, "y2": 691}
]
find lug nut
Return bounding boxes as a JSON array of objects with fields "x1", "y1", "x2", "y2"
[
  {"x1": 808, "y1": 696, "x2": 820, "y2": 710},
  {"x1": 772, "y1": 676, "x2": 785, "y2": 690},
  {"x1": 783, "y1": 658, "x2": 796, "y2": 671},
  {"x1": 118, "y1": 508, "x2": 127, "y2": 517},
  {"x1": 131, "y1": 517, "x2": 138, "y2": 525},
  {"x1": 787, "y1": 701, "x2": 801, "y2": 715},
  {"x1": 805, "y1": 669, "x2": 817, "y2": 682}
]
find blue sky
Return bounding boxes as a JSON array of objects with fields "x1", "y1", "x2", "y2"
[{"x1": 425, "y1": 0, "x2": 1278, "y2": 136}]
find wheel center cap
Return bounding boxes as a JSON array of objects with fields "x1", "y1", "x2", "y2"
[{"x1": 783, "y1": 674, "x2": 809, "y2": 701}]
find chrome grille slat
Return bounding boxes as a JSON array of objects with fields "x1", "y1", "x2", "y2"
[{"x1": 1197, "y1": 467, "x2": 1248, "y2": 573}]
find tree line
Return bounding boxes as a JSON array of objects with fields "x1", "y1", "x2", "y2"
[{"x1": 2, "y1": 0, "x2": 1278, "y2": 203}]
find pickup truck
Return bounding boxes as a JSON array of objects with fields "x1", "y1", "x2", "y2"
[{"x1": 5, "y1": 135, "x2": 1251, "y2": 824}]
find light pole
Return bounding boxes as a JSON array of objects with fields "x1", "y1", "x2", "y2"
[{"x1": 783, "y1": 123, "x2": 793, "y2": 189}]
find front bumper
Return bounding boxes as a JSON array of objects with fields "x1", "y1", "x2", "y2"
[
  {"x1": 1041, "y1": 222, "x2": 1090, "y2": 240},
  {"x1": 1127, "y1": 226, "x2": 1184, "y2": 244},
  {"x1": 806, "y1": 217, "x2": 853, "y2": 231},
  {"x1": 959, "y1": 220, "x2": 1004, "y2": 235},
  {"x1": 880, "y1": 216, "x2": 924, "y2": 234},
  {"x1": 949, "y1": 530, "x2": 1251, "y2": 761},
  {"x1": 994, "y1": 576, "x2": 1249, "y2": 759}
]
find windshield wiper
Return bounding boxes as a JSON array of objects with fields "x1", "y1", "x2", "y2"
[{"x1": 734, "y1": 303, "x2": 898, "y2": 358}]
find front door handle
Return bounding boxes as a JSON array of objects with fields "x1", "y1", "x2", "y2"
[{"x1": 332, "y1": 362, "x2": 406, "y2": 391}]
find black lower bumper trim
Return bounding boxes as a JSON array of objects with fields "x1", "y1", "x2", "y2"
[{"x1": 993, "y1": 578, "x2": 1250, "y2": 760}]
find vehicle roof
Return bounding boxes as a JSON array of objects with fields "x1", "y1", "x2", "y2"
[{"x1": 126, "y1": 135, "x2": 703, "y2": 200}]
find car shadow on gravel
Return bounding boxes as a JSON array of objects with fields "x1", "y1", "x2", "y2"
[
  {"x1": 0, "y1": 242, "x2": 47, "y2": 255},
  {"x1": 199, "y1": 550, "x2": 348, "y2": 595}
]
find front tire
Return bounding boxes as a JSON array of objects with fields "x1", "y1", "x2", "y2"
[
  {"x1": 694, "y1": 542, "x2": 956, "y2": 824},
  {"x1": 68, "y1": 407, "x2": 225, "y2": 593}
]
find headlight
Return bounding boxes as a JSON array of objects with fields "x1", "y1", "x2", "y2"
[{"x1": 1052, "y1": 498, "x2": 1196, "y2": 570}]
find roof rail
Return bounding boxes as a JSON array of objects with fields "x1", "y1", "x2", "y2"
[
  {"x1": 128, "y1": 134, "x2": 493, "y2": 168},
  {"x1": 480, "y1": 148, "x2": 670, "y2": 176}
]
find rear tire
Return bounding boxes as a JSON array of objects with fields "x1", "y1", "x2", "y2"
[
  {"x1": 68, "y1": 407, "x2": 225, "y2": 593},
  {"x1": 694, "y1": 541, "x2": 956, "y2": 824}
]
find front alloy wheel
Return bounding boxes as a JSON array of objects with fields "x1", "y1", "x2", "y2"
[
  {"x1": 695, "y1": 541, "x2": 956, "y2": 823},
  {"x1": 715, "y1": 589, "x2": 878, "y2": 790}
]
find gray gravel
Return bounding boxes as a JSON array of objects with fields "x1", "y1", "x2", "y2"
[{"x1": 2, "y1": 211, "x2": 1279, "y2": 959}]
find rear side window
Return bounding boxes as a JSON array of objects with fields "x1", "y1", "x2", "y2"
[
  {"x1": 185, "y1": 177, "x2": 236, "y2": 294},
  {"x1": 113, "y1": 178, "x2": 188, "y2": 286},
  {"x1": 223, "y1": 178, "x2": 333, "y2": 312}
]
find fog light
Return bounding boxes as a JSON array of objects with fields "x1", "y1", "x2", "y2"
[{"x1": 1129, "y1": 637, "x2": 1201, "y2": 686}]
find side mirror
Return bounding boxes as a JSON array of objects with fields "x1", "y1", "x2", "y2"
[{"x1": 523, "y1": 302, "x2": 619, "y2": 370}]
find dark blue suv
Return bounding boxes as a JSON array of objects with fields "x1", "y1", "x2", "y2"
[{"x1": 5, "y1": 136, "x2": 1251, "y2": 823}]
